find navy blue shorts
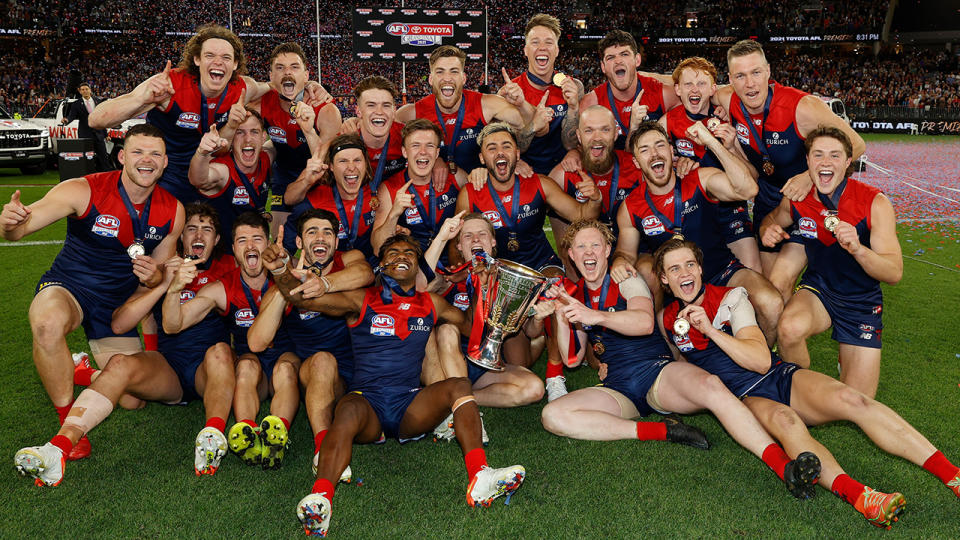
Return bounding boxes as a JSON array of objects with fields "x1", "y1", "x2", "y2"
[
  {"x1": 35, "y1": 272, "x2": 136, "y2": 340},
  {"x1": 798, "y1": 279, "x2": 883, "y2": 349},
  {"x1": 738, "y1": 361, "x2": 800, "y2": 404},
  {"x1": 719, "y1": 201, "x2": 754, "y2": 244},
  {"x1": 601, "y1": 357, "x2": 671, "y2": 418},
  {"x1": 753, "y1": 183, "x2": 802, "y2": 252},
  {"x1": 353, "y1": 386, "x2": 421, "y2": 439},
  {"x1": 162, "y1": 348, "x2": 206, "y2": 402},
  {"x1": 708, "y1": 258, "x2": 746, "y2": 287}
]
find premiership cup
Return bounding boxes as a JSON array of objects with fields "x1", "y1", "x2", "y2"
[{"x1": 467, "y1": 259, "x2": 549, "y2": 372}]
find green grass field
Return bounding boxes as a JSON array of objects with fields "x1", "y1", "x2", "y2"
[{"x1": 0, "y1": 135, "x2": 958, "y2": 538}]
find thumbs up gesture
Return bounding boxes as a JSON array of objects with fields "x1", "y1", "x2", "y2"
[{"x1": 1, "y1": 189, "x2": 31, "y2": 232}]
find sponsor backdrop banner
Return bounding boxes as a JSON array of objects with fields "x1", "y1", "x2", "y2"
[
  {"x1": 352, "y1": 7, "x2": 486, "y2": 62},
  {"x1": 850, "y1": 118, "x2": 960, "y2": 135}
]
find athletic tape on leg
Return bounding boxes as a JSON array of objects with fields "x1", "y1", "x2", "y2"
[
  {"x1": 452, "y1": 395, "x2": 476, "y2": 414},
  {"x1": 62, "y1": 389, "x2": 114, "y2": 433}
]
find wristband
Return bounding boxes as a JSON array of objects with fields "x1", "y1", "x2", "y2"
[{"x1": 321, "y1": 275, "x2": 332, "y2": 292}]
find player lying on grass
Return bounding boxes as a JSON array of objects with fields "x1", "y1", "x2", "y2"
[
  {"x1": 262, "y1": 233, "x2": 527, "y2": 537},
  {"x1": 540, "y1": 220, "x2": 821, "y2": 499},
  {"x1": 655, "y1": 237, "x2": 960, "y2": 529}
]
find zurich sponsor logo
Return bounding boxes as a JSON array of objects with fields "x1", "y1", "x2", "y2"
[
  {"x1": 371, "y1": 314, "x2": 395, "y2": 336},
  {"x1": 408, "y1": 317, "x2": 432, "y2": 332},
  {"x1": 235, "y1": 308, "x2": 255, "y2": 328},
  {"x1": 798, "y1": 217, "x2": 817, "y2": 239},
  {"x1": 92, "y1": 214, "x2": 120, "y2": 238},
  {"x1": 766, "y1": 131, "x2": 790, "y2": 145},
  {"x1": 641, "y1": 215, "x2": 665, "y2": 236},
  {"x1": 176, "y1": 112, "x2": 200, "y2": 130}
]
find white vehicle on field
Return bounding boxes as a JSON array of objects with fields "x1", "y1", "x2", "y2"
[{"x1": 0, "y1": 103, "x2": 51, "y2": 175}]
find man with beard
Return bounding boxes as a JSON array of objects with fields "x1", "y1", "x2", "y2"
[
  {"x1": 287, "y1": 76, "x2": 407, "y2": 204},
  {"x1": 660, "y1": 56, "x2": 760, "y2": 273},
  {"x1": 541, "y1": 221, "x2": 823, "y2": 502},
  {"x1": 612, "y1": 122, "x2": 783, "y2": 346},
  {"x1": 580, "y1": 30, "x2": 680, "y2": 151},
  {"x1": 2, "y1": 124, "x2": 183, "y2": 461},
  {"x1": 13, "y1": 203, "x2": 234, "y2": 484},
  {"x1": 548, "y1": 105, "x2": 642, "y2": 278},
  {"x1": 90, "y1": 25, "x2": 330, "y2": 203},
  {"x1": 457, "y1": 122, "x2": 601, "y2": 401},
  {"x1": 497, "y1": 13, "x2": 583, "y2": 174},
  {"x1": 248, "y1": 208, "x2": 374, "y2": 483},
  {"x1": 397, "y1": 46, "x2": 528, "y2": 176},
  {"x1": 714, "y1": 40, "x2": 864, "y2": 302},
  {"x1": 759, "y1": 127, "x2": 900, "y2": 398},
  {"x1": 163, "y1": 212, "x2": 299, "y2": 471},
  {"x1": 371, "y1": 119, "x2": 463, "y2": 261},
  {"x1": 656, "y1": 237, "x2": 960, "y2": 528},
  {"x1": 189, "y1": 109, "x2": 288, "y2": 249},
  {"x1": 263, "y1": 234, "x2": 526, "y2": 536},
  {"x1": 283, "y1": 135, "x2": 378, "y2": 264}
]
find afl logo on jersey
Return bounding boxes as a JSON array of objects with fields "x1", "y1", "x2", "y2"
[
  {"x1": 575, "y1": 190, "x2": 587, "y2": 203},
  {"x1": 404, "y1": 206, "x2": 423, "y2": 225},
  {"x1": 482, "y1": 210, "x2": 503, "y2": 228},
  {"x1": 673, "y1": 332, "x2": 694, "y2": 352},
  {"x1": 299, "y1": 310, "x2": 320, "y2": 321},
  {"x1": 675, "y1": 139, "x2": 695, "y2": 157},
  {"x1": 233, "y1": 186, "x2": 251, "y2": 205},
  {"x1": 641, "y1": 215, "x2": 666, "y2": 236},
  {"x1": 179, "y1": 290, "x2": 195, "y2": 304},
  {"x1": 235, "y1": 308, "x2": 255, "y2": 327},
  {"x1": 798, "y1": 217, "x2": 817, "y2": 239},
  {"x1": 176, "y1": 112, "x2": 200, "y2": 130},
  {"x1": 453, "y1": 292, "x2": 470, "y2": 310},
  {"x1": 268, "y1": 126, "x2": 287, "y2": 144},
  {"x1": 736, "y1": 123, "x2": 750, "y2": 145},
  {"x1": 371, "y1": 314, "x2": 396, "y2": 336},
  {"x1": 92, "y1": 214, "x2": 120, "y2": 238}
]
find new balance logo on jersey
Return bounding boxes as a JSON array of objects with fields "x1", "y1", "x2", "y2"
[
  {"x1": 371, "y1": 314, "x2": 395, "y2": 336},
  {"x1": 92, "y1": 214, "x2": 120, "y2": 238}
]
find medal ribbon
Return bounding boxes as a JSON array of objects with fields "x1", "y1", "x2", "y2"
[
  {"x1": 231, "y1": 154, "x2": 268, "y2": 213},
  {"x1": 686, "y1": 104, "x2": 716, "y2": 122},
  {"x1": 583, "y1": 273, "x2": 611, "y2": 311},
  {"x1": 240, "y1": 276, "x2": 270, "y2": 317},
  {"x1": 466, "y1": 269, "x2": 496, "y2": 359},
  {"x1": 486, "y1": 177, "x2": 521, "y2": 234},
  {"x1": 332, "y1": 186, "x2": 364, "y2": 250},
  {"x1": 198, "y1": 81, "x2": 230, "y2": 134},
  {"x1": 737, "y1": 85, "x2": 774, "y2": 171},
  {"x1": 599, "y1": 159, "x2": 620, "y2": 223},
  {"x1": 370, "y1": 131, "x2": 391, "y2": 191},
  {"x1": 607, "y1": 80, "x2": 642, "y2": 136},
  {"x1": 405, "y1": 171, "x2": 438, "y2": 235},
  {"x1": 435, "y1": 97, "x2": 466, "y2": 164},
  {"x1": 816, "y1": 177, "x2": 847, "y2": 211},
  {"x1": 376, "y1": 270, "x2": 417, "y2": 304},
  {"x1": 643, "y1": 179, "x2": 683, "y2": 235},
  {"x1": 117, "y1": 178, "x2": 153, "y2": 248},
  {"x1": 525, "y1": 70, "x2": 552, "y2": 87}
]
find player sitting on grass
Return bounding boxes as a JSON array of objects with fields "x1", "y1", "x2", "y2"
[{"x1": 655, "y1": 237, "x2": 960, "y2": 528}]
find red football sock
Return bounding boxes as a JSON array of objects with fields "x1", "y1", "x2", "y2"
[
  {"x1": 74, "y1": 367, "x2": 97, "y2": 386},
  {"x1": 636, "y1": 421, "x2": 667, "y2": 441},
  {"x1": 761, "y1": 444, "x2": 791, "y2": 481},
  {"x1": 143, "y1": 332, "x2": 158, "y2": 352},
  {"x1": 204, "y1": 417, "x2": 226, "y2": 434},
  {"x1": 314, "y1": 430, "x2": 328, "y2": 454},
  {"x1": 545, "y1": 361, "x2": 563, "y2": 379},
  {"x1": 241, "y1": 419, "x2": 257, "y2": 428},
  {"x1": 311, "y1": 477, "x2": 335, "y2": 501},
  {"x1": 830, "y1": 473, "x2": 866, "y2": 506},
  {"x1": 50, "y1": 434, "x2": 73, "y2": 455},
  {"x1": 464, "y1": 447, "x2": 487, "y2": 480},
  {"x1": 55, "y1": 402, "x2": 74, "y2": 425},
  {"x1": 280, "y1": 417, "x2": 291, "y2": 430},
  {"x1": 923, "y1": 450, "x2": 960, "y2": 484}
]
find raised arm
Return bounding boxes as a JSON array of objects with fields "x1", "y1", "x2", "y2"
[
  {"x1": 188, "y1": 126, "x2": 231, "y2": 194},
  {"x1": 90, "y1": 61, "x2": 174, "y2": 129},
  {"x1": 2, "y1": 180, "x2": 89, "y2": 241},
  {"x1": 247, "y1": 285, "x2": 287, "y2": 353}
]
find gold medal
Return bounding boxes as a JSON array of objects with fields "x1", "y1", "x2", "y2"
[
  {"x1": 706, "y1": 117, "x2": 721, "y2": 131},
  {"x1": 507, "y1": 238, "x2": 520, "y2": 252},
  {"x1": 824, "y1": 214, "x2": 840, "y2": 232},
  {"x1": 552, "y1": 72, "x2": 567, "y2": 86},
  {"x1": 762, "y1": 160, "x2": 775, "y2": 176},
  {"x1": 369, "y1": 196, "x2": 380, "y2": 211},
  {"x1": 448, "y1": 162, "x2": 458, "y2": 174},
  {"x1": 127, "y1": 242, "x2": 145, "y2": 259},
  {"x1": 673, "y1": 317, "x2": 690, "y2": 336},
  {"x1": 289, "y1": 101, "x2": 300, "y2": 118},
  {"x1": 593, "y1": 341, "x2": 605, "y2": 356}
]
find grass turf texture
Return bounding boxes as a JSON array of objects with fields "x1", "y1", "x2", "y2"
[{"x1": 1, "y1": 136, "x2": 958, "y2": 537}]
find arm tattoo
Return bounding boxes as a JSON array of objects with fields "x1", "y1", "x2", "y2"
[
  {"x1": 561, "y1": 109, "x2": 579, "y2": 150},
  {"x1": 517, "y1": 124, "x2": 536, "y2": 153}
]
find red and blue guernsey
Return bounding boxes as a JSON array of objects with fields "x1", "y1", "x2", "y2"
[
  {"x1": 146, "y1": 69, "x2": 247, "y2": 202},
  {"x1": 155, "y1": 253, "x2": 234, "y2": 397},
  {"x1": 593, "y1": 74, "x2": 666, "y2": 150},
  {"x1": 363, "y1": 122, "x2": 407, "y2": 191},
  {"x1": 282, "y1": 252, "x2": 354, "y2": 384},
  {"x1": 791, "y1": 178, "x2": 882, "y2": 299},
  {"x1": 561, "y1": 150, "x2": 641, "y2": 234},
  {"x1": 728, "y1": 82, "x2": 808, "y2": 223},
  {"x1": 38, "y1": 171, "x2": 179, "y2": 339},
  {"x1": 283, "y1": 183, "x2": 377, "y2": 264},
  {"x1": 663, "y1": 285, "x2": 799, "y2": 401},
  {"x1": 260, "y1": 90, "x2": 334, "y2": 207},
  {"x1": 206, "y1": 151, "x2": 271, "y2": 251},
  {"x1": 622, "y1": 170, "x2": 739, "y2": 283},
  {"x1": 381, "y1": 170, "x2": 459, "y2": 256},
  {"x1": 219, "y1": 267, "x2": 291, "y2": 373},
  {"x1": 577, "y1": 275, "x2": 673, "y2": 414},
  {"x1": 463, "y1": 174, "x2": 562, "y2": 270},
  {"x1": 515, "y1": 73, "x2": 569, "y2": 174},
  {"x1": 415, "y1": 89, "x2": 488, "y2": 173}
]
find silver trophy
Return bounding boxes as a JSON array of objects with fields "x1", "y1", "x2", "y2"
[{"x1": 467, "y1": 259, "x2": 550, "y2": 372}]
